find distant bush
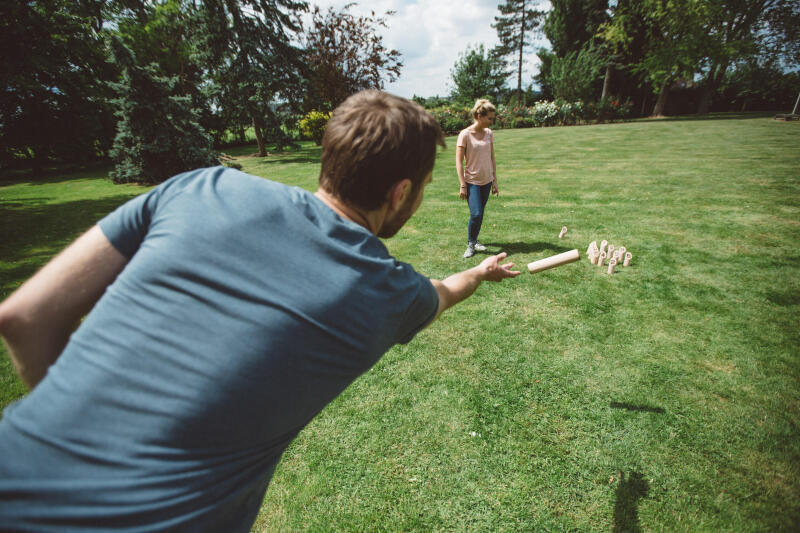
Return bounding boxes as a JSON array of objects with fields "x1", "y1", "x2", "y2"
[
  {"x1": 298, "y1": 110, "x2": 331, "y2": 145},
  {"x1": 427, "y1": 106, "x2": 472, "y2": 134},
  {"x1": 427, "y1": 99, "x2": 632, "y2": 135}
]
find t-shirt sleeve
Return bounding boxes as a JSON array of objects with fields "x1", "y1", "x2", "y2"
[
  {"x1": 98, "y1": 189, "x2": 160, "y2": 259},
  {"x1": 395, "y1": 268, "x2": 439, "y2": 345},
  {"x1": 97, "y1": 171, "x2": 194, "y2": 258},
  {"x1": 456, "y1": 129, "x2": 468, "y2": 148}
]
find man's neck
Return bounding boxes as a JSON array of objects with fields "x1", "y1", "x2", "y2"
[{"x1": 314, "y1": 188, "x2": 384, "y2": 235}]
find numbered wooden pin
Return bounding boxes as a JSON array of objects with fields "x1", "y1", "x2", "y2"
[{"x1": 623, "y1": 252, "x2": 632, "y2": 266}]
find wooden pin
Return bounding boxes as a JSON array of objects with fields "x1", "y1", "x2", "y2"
[
  {"x1": 623, "y1": 252, "x2": 632, "y2": 267},
  {"x1": 608, "y1": 258, "x2": 617, "y2": 274},
  {"x1": 559, "y1": 226, "x2": 568, "y2": 239}
]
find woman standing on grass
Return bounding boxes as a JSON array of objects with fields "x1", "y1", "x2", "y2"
[{"x1": 456, "y1": 99, "x2": 499, "y2": 258}]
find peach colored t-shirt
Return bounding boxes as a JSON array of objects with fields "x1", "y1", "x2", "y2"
[{"x1": 457, "y1": 127, "x2": 494, "y2": 185}]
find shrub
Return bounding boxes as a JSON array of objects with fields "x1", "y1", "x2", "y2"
[
  {"x1": 299, "y1": 110, "x2": 331, "y2": 145},
  {"x1": 427, "y1": 106, "x2": 472, "y2": 134}
]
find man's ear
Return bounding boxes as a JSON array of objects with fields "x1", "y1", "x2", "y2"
[{"x1": 387, "y1": 179, "x2": 412, "y2": 212}]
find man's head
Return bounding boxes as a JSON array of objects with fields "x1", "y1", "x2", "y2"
[{"x1": 319, "y1": 91, "x2": 446, "y2": 213}]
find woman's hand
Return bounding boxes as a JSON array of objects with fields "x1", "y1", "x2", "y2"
[
  {"x1": 459, "y1": 184, "x2": 468, "y2": 200},
  {"x1": 492, "y1": 179, "x2": 499, "y2": 196}
]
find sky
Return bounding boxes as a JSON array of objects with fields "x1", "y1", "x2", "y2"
[{"x1": 307, "y1": 0, "x2": 552, "y2": 99}]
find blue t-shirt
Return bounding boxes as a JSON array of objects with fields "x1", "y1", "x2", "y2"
[{"x1": 0, "y1": 167, "x2": 438, "y2": 532}]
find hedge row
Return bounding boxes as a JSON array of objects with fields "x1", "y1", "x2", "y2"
[
  {"x1": 428, "y1": 99, "x2": 635, "y2": 135},
  {"x1": 297, "y1": 99, "x2": 634, "y2": 143}
]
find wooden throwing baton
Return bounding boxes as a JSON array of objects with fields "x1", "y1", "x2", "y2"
[{"x1": 527, "y1": 249, "x2": 580, "y2": 274}]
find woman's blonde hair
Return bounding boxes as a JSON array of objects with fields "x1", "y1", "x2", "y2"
[{"x1": 471, "y1": 99, "x2": 496, "y2": 120}]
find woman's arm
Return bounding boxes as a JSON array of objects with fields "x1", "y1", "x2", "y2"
[
  {"x1": 456, "y1": 145, "x2": 468, "y2": 200},
  {"x1": 490, "y1": 137, "x2": 499, "y2": 195}
]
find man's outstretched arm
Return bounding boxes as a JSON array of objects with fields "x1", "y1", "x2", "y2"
[
  {"x1": 429, "y1": 252, "x2": 520, "y2": 321},
  {"x1": 0, "y1": 225, "x2": 128, "y2": 389}
]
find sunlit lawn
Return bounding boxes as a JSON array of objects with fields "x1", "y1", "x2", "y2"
[{"x1": 1, "y1": 113, "x2": 798, "y2": 531}]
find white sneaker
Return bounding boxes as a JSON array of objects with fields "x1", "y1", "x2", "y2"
[
  {"x1": 473, "y1": 242, "x2": 487, "y2": 252},
  {"x1": 463, "y1": 244, "x2": 475, "y2": 258}
]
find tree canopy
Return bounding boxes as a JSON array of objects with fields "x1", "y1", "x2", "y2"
[
  {"x1": 450, "y1": 44, "x2": 508, "y2": 105},
  {"x1": 297, "y1": 5, "x2": 403, "y2": 112}
]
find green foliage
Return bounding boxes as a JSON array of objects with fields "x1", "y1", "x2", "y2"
[
  {"x1": 449, "y1": 44, "x2": 508, "y2": 105},
  {"x1": 298, "y1": 110, "x2": 331, "y2": 145},
  {"x1": 297, "y1": 5, "x2": 402, "y2": 113},
  {"x1": 543, "y1": 0, "x2": 610, "y2": 57},
  {"x1": 428, "y1": 98, "x2": 631, "y2": 133},
  {"x1": 426, "y1": 106, "x2": 472, "y2": 134},
  {"x1": 108, "y1": 38, "x2": 217, "y2": 184},
  {"x1": 550, "y1": 45, "x2": 606, "y2": 102},
  {"x1": 0, "y1": 0, "x2": 116, "y2": 170}
]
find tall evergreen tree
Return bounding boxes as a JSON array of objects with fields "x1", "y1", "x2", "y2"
[
  {"x1": 108, "y1": 38, "x2": 217, "y2": 184},
  {"x1": 491, "y1": 0, "x2": 546, "y2": 105},
  {"x1": 193, "y1": 0, "x2": 308, "y2": 157},
  {"x1": 0, "y1": 0, "x2": 116, "y2": 171}
]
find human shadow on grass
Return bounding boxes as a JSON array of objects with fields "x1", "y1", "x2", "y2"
[
  {"x1": 480, "y1": 241, "x2": 573, "y2": 256},
  {"x1": 610, "y1": 401, "x2": 666, "y2": 414},
  {"x1": 613, "y1": 471, "x2": 650, "y2": 533}
]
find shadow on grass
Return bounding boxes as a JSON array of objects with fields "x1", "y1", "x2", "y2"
[
  {"x1": 613, "y1": 471, "x2": 650, "y2": 533},
  {"x1": 0, "y1": 195, "x2": 136, "y2": 270},
  {"x1": 632, "y1": 111, "x2": 774, "y2": 123},
  {"x1": 610, "y1": 401, "x2": 666, "y2": 414},
  {"x1": 482, "y1": 241, "x2": 573, "y2": 256}
]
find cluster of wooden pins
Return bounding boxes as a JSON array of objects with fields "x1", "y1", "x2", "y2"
[{"x1": 586, "y1": 240, "x2": 632, "y2": 274}]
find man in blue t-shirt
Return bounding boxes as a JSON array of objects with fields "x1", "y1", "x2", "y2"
[{"x1": 0, "y1": 90, "x2": 520, "y2": 531}]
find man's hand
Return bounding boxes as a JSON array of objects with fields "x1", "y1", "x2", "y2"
[
  {"x1": 476, "y1": 252, "x2": 520, "y2": 282},
  {"x1": 491, "y1": 179, "x2": 499, "y2": 196},
  {"x1": 429, "y1": 252, "x2": 521, "y2": 321}
]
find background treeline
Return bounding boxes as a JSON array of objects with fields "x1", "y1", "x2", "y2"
[
  {"x1": 1, "y1": 0, "x2": 797, "y2": 179},
  {"x1": 0, "y1": 0, "x2": 401, "y2": 179},
  {"x1": 444, "y1": 0, "x2": 799, "y2": 117}
]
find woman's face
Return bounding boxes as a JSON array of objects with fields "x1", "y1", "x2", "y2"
[{"x1": 478, "y1": 112, "x2": 495, "y2": 128}]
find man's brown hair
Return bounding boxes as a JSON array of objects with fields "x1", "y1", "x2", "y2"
[{"x1": 319, "y1": 90, "x2": 446, "y2": 211}]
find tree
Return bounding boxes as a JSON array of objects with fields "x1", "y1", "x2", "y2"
[
  {"x1": 193, "y1": 0, "x2": 308, "y2": 157},
  {"x1": 297, "y1": 4, "x2": 402, "y2": 112},
  {"x1": 108, "y1": 38, "x2": 218, "y2": 184},
  {"x1": 543, "y1": 0, "x2": 609, "y2": 57},
  {"x1": 543, "y1": 0, "x2": 611, "y2": 99},
  {"x1": 449, "y1": 44, "x2": 508, "y2": 105},
  {"x1": 695, "y1": 0, "x2": 795, "y2": 114},
  {"x1": 600, "y1": 0, "x2": 705, "y2": 116},
  {"x1": 550, "y1": 46, "x2": 606, "y2": 102},
  {"x1": 492, "y1": 0, "x2": 546, "y2": 105},
  {"x1": 0, "y1": 0, "x2": 116, "y2": 171}
]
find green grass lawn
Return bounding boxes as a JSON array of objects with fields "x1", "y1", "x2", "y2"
[{"x1": 1, "y1": 113, "x2": 798, "y2": 531}]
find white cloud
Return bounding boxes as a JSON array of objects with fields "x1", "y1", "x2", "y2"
[{"x1": 307, "y1": 0, "x2": 550, "y2": 98}]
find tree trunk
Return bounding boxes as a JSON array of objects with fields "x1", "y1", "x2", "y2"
[
  {"x1": 697, "y1": 62, "x2": 728, "y2": 115},
  {"x1": 652, "y1": 80, "x2": 671, "y2": 117},
  {"x1": 601, "y1": 64, "x2": 613, "y2": 101},
  {"x1": 252, "y1": 116, "x2": 267, "y2": 157},
  {"x1": 516, "y1": 0, "x2": 525, "y2": 105}
]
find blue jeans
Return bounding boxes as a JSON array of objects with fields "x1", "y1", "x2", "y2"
[{"x1": 466, "y1": 182, "x2": 492, "y2": 244}]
